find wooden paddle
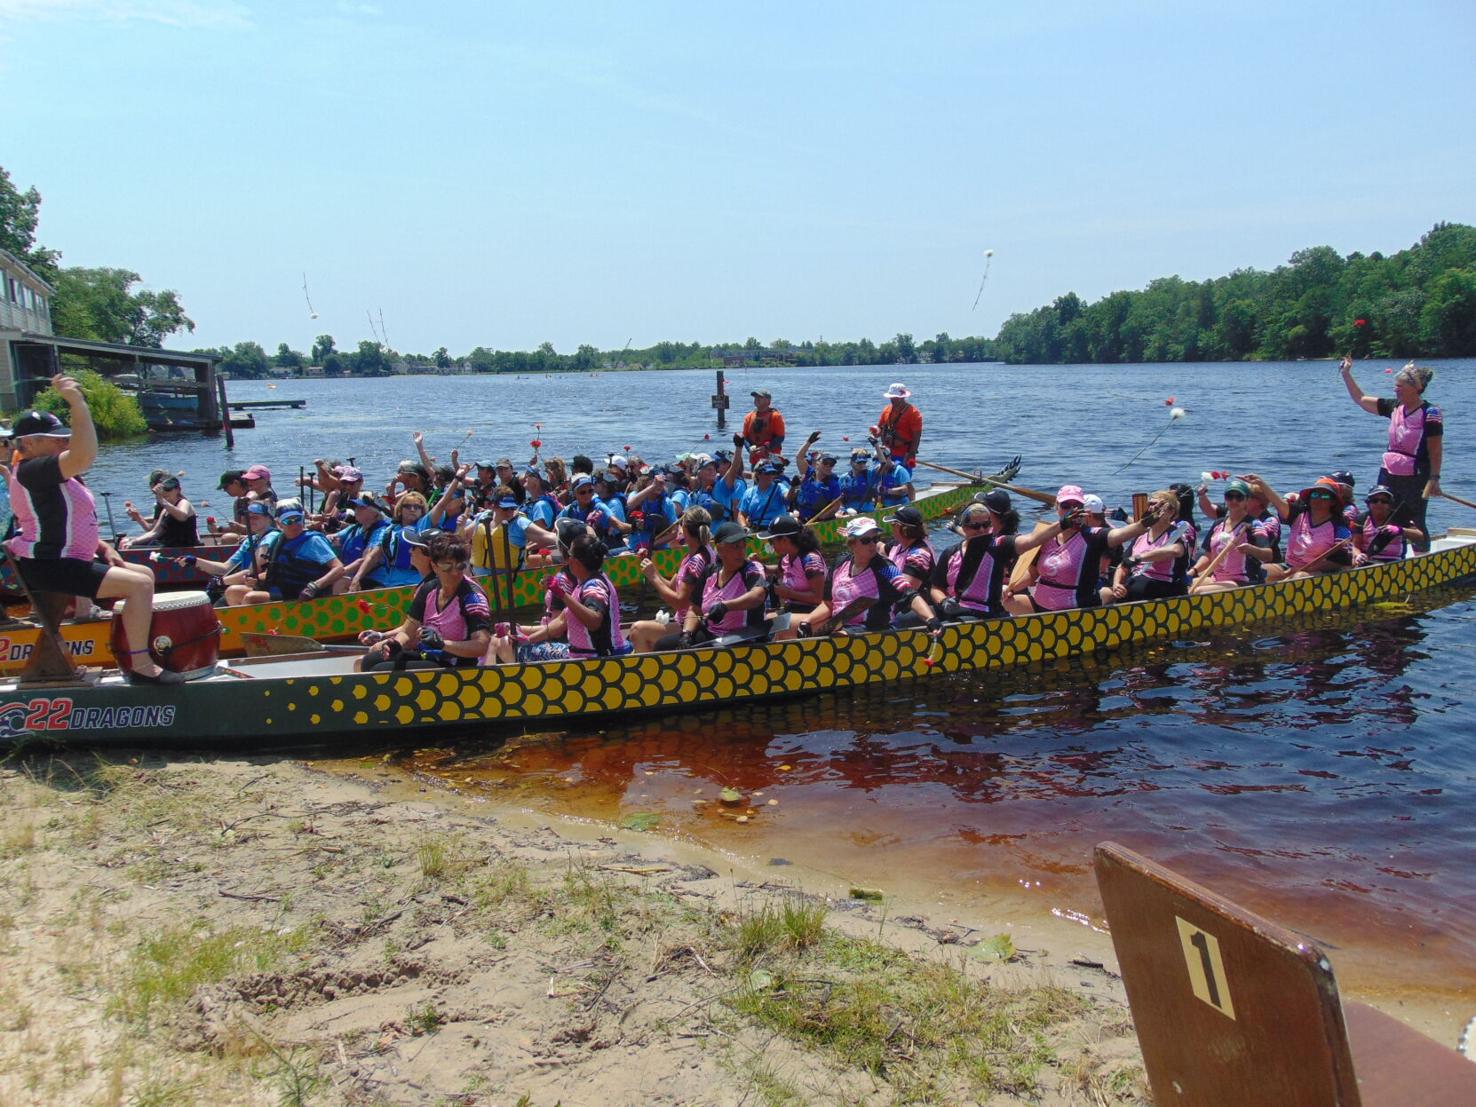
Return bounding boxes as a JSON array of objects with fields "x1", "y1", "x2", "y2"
[
  {"x1": 814, "y1": 596, "x2": 874, "y2": 637},
  {"x1": 1188, "y1": 522, "x2": 1246, "y2": 594},
  {"x1": 651, "y1": 516, "x2": 684, "y2": 549},
  {"x1": 806, "y1": 494, "x2": 844, "y2": 524},
  {"x1": 1440, "y1": 490, "x2": 1476, "y2": 511},
  {"x1": 1008, "y1": 521, "x2": 1052, "y2": 592},
  {"x1": 1298, "y1": 535, "x2": 1357, "y2": 576},
  {"x1": 915, "y1": 460, "x2": 1058, "y2": 508},
  {"x1": 242, "y1": 631, "x2": 327, "y2": 656}
]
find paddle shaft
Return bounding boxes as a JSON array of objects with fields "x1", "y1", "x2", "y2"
[
  {"x1": 915, "y1": 460, "x2": 1057, "y2": 508},
  {"x1": 1188, "y1": 521, "x2": 1246, "y2": 594},
  {"x1": 1440, "y1": 490, "x2": 1476, "y2": 511},
  {"x1": 807, "y1": 494, "x2": 844, "y2": 524}
]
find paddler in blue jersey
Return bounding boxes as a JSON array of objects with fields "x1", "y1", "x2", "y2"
[
  {"x1": 838, "y1": 447, "x2": 878, "y2": 514},
  {"x1": 739, "y1": 459, "x2": 790, "y2": 530}
]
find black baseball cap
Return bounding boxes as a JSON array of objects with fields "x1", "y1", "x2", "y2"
[
  {"x1": 7, "y1": 410, "x2": 69, "y2": 438},
  {"x1": 883, "y1": 505, "x2": 923, "y2": 527},
  {"x1": 758, "y1": 515, "x2": 802, "y2": 540},
  {"x1": 974, "y1": 489, "x2": 1012, "y2": 514},
  {"x1": 713, "y1": 522, "x2": 751, "y2": 544}
]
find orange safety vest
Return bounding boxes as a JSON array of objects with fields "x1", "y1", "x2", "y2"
[
  {"x1": 742, "y1": 408, "x2": 786, "y2": 455},
  {"x1": 877, "y1": 403, "x2": 922, "y2": 462}
]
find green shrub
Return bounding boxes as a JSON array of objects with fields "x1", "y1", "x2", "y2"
[{"x1": 30, "y1": 369, "x2": 147, "y2": 440}]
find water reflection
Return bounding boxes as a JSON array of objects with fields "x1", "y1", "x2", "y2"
[{"x1": 382, "y1": 584, "x2": 1476, "y2": 999}]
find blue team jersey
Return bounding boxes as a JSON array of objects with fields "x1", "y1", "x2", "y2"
[{"x1": 740, "y1": 481, "x2": 790, "y2": 528}]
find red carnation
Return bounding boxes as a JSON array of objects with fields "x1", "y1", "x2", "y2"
[
  {"x1": 356, "y1": 599, "x2": 374, "y2": 614},
  {"x1": 530, "y1": 439, "x2": 542, "y2": 449},
  {"x1": 1354, "y1": 318, "x2": 1367, "y2": 328}
]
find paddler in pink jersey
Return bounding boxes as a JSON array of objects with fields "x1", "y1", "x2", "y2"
[
  {"x1": 1007, "y1": 485, "x2": 1154, "y2": 614},
  {"x1": 1353, "y1": 485, "x2": 1424, "y2": 565},
  {"x1": 628, "y1": 507, "x2": 718, "y2": 653},
  {"x1": 1340, "y1": 357, "x2": 1442, "y2": 551},
  {"x1": 1246, "y1": 475, "x2": 1352, "y2": 581},
  {"x1": 758, "y1": 514, "x2": 827, "y2": 614},
  {"x1": 1188, "y1": 479, "x2": 1270, "y2": 592},
  {"x1": 1111, "y1": 489, "x2": 1192, "y2": 602}
]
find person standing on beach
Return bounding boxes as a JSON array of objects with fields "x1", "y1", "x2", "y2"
[{"x1": 1339, "y1": 357, "x2": 1442, "y2": 551}]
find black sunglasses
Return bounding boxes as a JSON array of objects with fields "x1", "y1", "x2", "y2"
[
  {"x1": 1224, "y1": 491, "x2": 1245, "y2": 501},
  {"x1": 851, "y1": 534, "x2": 879, "y2": 544},
  {"x1": 576, "y1": 487, "x2": 594, "y2": 495},
  {"x1": 961, "y1": 520, "x2": 989, "y2": 530}
]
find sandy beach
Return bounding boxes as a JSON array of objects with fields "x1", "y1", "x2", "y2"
[{"x1": 1, "y1": 754, "x2": 1149, "y2": 1106}]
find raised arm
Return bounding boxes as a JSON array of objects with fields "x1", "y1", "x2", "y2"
[
  {"x1": 1243, "y1": 474, "x2": 1290, "y2": 522},
  {"x1": 1339, "y1": 356, "x2": 1381, "y2": 414},
  {"x1": 53, "y1": 375, "x2": 98, "y2": 478}
]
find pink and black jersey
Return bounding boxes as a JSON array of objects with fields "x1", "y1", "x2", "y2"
[
  {"x1": 1377, "y1": 399, "x2": 1443, "y2": 478},
  {"x1": 1284, "y1": 503, "x2": 1351, "y2": 570},
  {"x1": 1357, "y1": 515, "x2": 1407, "y2": 562},
  {"x1": 6, "y1": 455, "x2": 101, "y2": 561},
  {"x1": 674, "y1": 545, "x2": 715, "y2": 623},
  {"x1": 779, "y1": 550, "x2": 827, "y2": 612},
  {"x1": 824, "y1": 556, "x2": 908, "y2": 630},
  {"x1": 698, "y1": 559, "x2": 768, "y2": 634},
  {"x1": 409, "y1": 578, "x2": 491, "y2": 667},
  {"x1": 1126, "y1": 523, "x2": 1190, "y2": 584},
  {"x1": 887, "y1": 540, "x2": 934, "y2": 591},
  {"x1": 1032, "y1": 527, "x2": 1112, "y2": 610},
  {"x1": 930, "y1": 534, "x2": 1018, "y2": 616},
  {"x1": 565, "y1": 574, "x2": 630, "y2": 657}
]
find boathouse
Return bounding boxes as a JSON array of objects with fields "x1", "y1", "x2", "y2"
[{"x1": 0, "y1": 248, "x2": 223, "y2": 429}]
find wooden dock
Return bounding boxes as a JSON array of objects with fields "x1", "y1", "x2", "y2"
[{"x1": 228, "y1": 399, "x2": 307, "y2": 410}]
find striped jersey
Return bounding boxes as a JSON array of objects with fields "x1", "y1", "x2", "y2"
[{"x1": 6, "y1": 456, "x2": 101, "y2": 561}]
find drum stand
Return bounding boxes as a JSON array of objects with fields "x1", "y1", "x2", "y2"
[{"x1": 1, "y1": 551, "x2": 80, "y2": 686}]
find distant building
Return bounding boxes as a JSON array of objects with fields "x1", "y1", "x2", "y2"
[
  {"x1": 1, "y1": 248, "x2": 223, "y2": 428},
  {"x1": 0, "y1": 248, "x2": 56, "y2": 407}
]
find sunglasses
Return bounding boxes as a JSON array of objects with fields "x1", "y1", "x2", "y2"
[
  {"x1": 961, "y1": 520, "x2": 989, "y2": 530},
  {"x1": 1224, "y1": 492, "x2": 1245, "y2": 501},
  {"x1": 1368, "y1": 497, "x2": 1393, "y2": 506},
  {"x1": 434, "y1": 559, "x2": 469, "y2": 571},
  {"x1": 1309, "y1": 491, "x2": 1333, "y2": 500},
  {"x1": 576, "y1": 487, "x2": 594, "y2": 495},
  {"x1": 850, "y1": 534, "x2": 879, "y2": 544}
]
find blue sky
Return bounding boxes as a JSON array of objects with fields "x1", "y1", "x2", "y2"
[{"x1": 4, "y1": 1, "x2": 1473, "y2": 355}]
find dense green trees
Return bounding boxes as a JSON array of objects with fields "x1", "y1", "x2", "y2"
[{"x1": 994, "y1": 223, "x2": 1476, "y2": 364}]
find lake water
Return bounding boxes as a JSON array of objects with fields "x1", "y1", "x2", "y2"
[{"x1": 95, "y1": 359, "x2": 1476, "y2": 1009}]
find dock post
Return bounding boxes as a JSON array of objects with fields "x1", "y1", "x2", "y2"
[
  {"x1": 711, "y1": 370, "x2": 729, "y2": 429},
  {"x1": 216, "y1": 374, "x2": 235, "y2": 448}
]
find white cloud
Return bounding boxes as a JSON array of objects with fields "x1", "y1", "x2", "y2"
[{"x1": 0, "y1": 0, "x2": 252, "y2": 30}]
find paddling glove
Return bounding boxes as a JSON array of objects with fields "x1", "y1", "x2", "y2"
[
  {"x1": 707, "y1": 602, "x2": 728, "y2": 624},
  {"x1": 418, "y1": 627, "x2": 445, "y2": 651}
]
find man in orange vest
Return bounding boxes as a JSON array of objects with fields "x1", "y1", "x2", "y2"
[
  {"x1": 873, "y1": 382, "x2": 922, "y2": 467},
  {"x1": 740, "y1": 389, "x2": 786, "y2": 463}
]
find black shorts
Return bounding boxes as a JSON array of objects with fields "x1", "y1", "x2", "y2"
[{"x1": 16, "y1": 556, "x2": 112, "y2": 599}]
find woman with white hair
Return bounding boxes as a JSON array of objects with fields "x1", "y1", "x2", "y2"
[{"x1": 1340, "y1": 356, "x2": 1442, "y2": 551}]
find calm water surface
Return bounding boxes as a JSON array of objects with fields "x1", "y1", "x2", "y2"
[{"x1": 98, "y1": 361, "x2": 1476, "y2": 999}]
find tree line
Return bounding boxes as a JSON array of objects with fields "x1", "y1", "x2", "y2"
[
  {"x1": 992, "y1": 223, "x2": 1476, "y2": 365},
  {"x1": 8, "y1": 164, "x2": 1473, "y2": 378}
]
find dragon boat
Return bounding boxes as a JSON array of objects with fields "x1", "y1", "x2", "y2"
[
  {"x1": 2, "y1": 528, "x2": 1472, "y2": 750},
  {"x1": 0, "y1": 482, "x2": 979, "y2": 676}
]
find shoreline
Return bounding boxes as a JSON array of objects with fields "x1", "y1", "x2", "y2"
[
  {"x1": 1, "y1": 754, "x2": 1148, "y2": 1106},
  {"x1": 5, "y1": 751, "x2": 1468, "y2": 1105}
]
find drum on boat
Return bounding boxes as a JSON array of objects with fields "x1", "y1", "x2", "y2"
[{"x1": 109, "y1": 590, "x2": 221, "y2": 679}]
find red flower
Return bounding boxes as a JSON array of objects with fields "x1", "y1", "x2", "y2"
[
  {"x1": 623, "y1": 444, "x2": 631, "y2": 452},
  {"x1": 530, "y1": 439, "x2": 542, "y2": 449},
  {"x1": 1354, "y1": 318, "x2": 1367, "y2": 328},
  {"x1": 356, "y1": 599, "x2": 374, "y2": 614}
]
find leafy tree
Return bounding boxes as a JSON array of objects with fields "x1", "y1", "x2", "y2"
[
  {"x1": 274, "y1": 343, "x2": 305, "y2": 370},
  {"x1": 433, "y1": 346, "x2": 452, "y2": 369},
  {"x1": 32, "y1": 369, "x2": 146, "y2": 439},
  {"x1": 311, "y1": 334, "x2": 336, "y2": 363},
  {"x1": 1420, "y1": 269, "x2": 1476, "y2": 356},
  {"x1": 0, "y1": 164, "x2": 59, "y2": 280},
  {"x1": 351, "y1": 340, "x2": 392, "y2": 376},
  {"x1": 219, "y1": 341, "x2": 270, "y2": 379},
  {"x1": 49, "y1": 267, "x2": 194, "y2": 348}
]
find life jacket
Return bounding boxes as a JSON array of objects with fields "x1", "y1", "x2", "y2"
[
  {"x1": 1383, "y1": 402, "x2": 1433, "y2": 477},
  {"x1": 1359, "y1": 514, "x2": 1406, "y2": 561},
  {"x1": 877, "y1": 403, "x2": 922, "y2": 462},
  {"x1": 338, "y1": 519, "x2": 388, "y2": 565},
  {"x1": 475, "y1": 514, "x2": 526, "y2": 573},
  {"x1": 944, "y1": 536, "x2": 1012, "y2": 615},
  {"x1": 796, "y1": 473, "x2": 840, "y2": 516},
  {"x1": 838, "y1": 469, "x2": 875, "y2": 509},
  {"x1": 565, "y1": 573, "x2": 630, "y2": 657},
  {"x1": 377, "y1": 524, "x2": 424, "y2": 586},
  {"x1": 263, "y1": 531, "x2": 328, "y2": 600},
  {"x1": 525, "y1": 493, "x2": 561, "y2": 532},
  {"x1": 744, "y1": 481, "x2": 787, "y2": 528}
]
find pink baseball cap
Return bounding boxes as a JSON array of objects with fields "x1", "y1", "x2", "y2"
[
  {"x1": 243, "y1": 464, "x2": 272, "y2": 482},
  {"x1": 1055, "y1": 484, "x2": 1085, "y2": 506}
]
